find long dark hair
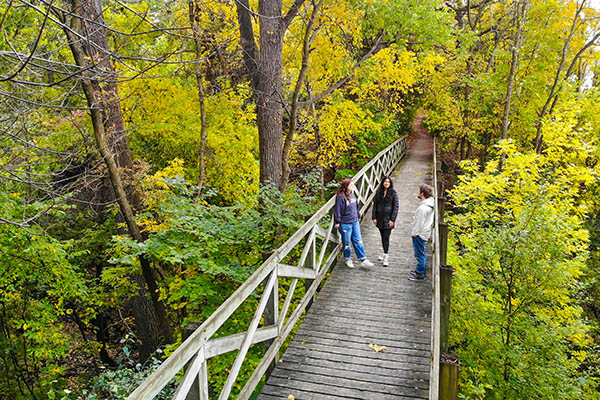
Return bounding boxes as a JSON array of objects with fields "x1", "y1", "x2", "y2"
[
  {"x1": 337, "y1": 178, "x2": 352, "y2": 200},
  {"x1": 375, "y1": 176, "x2": 394, "y2": 201}
]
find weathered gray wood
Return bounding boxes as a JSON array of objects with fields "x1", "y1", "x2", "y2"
[
  {"x1": 181, "y1": 323, "x2": 201, "y2": 400},
  {"x1": 437, "y1": 196, "x2": 446, "y2": 224},
  {"x1": 439, "y1": 222, "x2": 448, "y2": 266},
  {"x1": 439, "y1": 356, "x2": 459, "y2": 400},
  {"x1": 204, "y1": 325, "x2": 278, "y2": 358},
  {"x1": 429, "y1": 140, "x2": 441, "y2": 400},
  {"x1": 277, "y1": 263, "x2": 316, "y2": 279},
  {"x1": 237, "y1": 244, "x2": 342, "y2": 400},
  {"x1": 173, "y1": 346, "x2": 205, "y2": 400},
  {"x1": 314, "y1": 223, "x2": 338, "y2": 243},
  {"x1": 219, "y1": 271, "x2": 277, "y2": 400},
  {"x1": 440, "y1": 265, "x2": 454, "y2": 354}
]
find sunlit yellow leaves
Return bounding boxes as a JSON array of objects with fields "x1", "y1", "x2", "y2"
[
  {"x1": 368, "y1": 343, "x2": 387, "y2": 352},
  {"x1": 318, "y1": 98, "x2": 382, "y2": 166}
]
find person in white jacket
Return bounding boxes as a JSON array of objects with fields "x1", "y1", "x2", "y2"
[{"x1": 409, "y1": 184, "x2": 435, "y2": 281}]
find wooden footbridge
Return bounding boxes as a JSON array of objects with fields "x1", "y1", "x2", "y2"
[{"x1": 127, "y1": 126, "x2": 447, "y2": 400}]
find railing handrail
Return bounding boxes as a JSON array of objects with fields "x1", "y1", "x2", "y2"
[
  {"x1": 429, "y1": 139, "x2": 441, "y2": 400},
  {"x1": 127, "y1": 135, "x2": 408, "y2": 400}
]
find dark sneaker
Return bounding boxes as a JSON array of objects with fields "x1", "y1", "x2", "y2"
[{"x1": 408, "y1": 273, "x2": 425, "y2": 281}]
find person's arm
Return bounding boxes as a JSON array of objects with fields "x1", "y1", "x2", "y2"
[
  {"x1": 334, "y1": 195, "x2": 344, "y2": 225},
  {"x1": 411, "y1": 205, "x2": 426, "y2": 236},
  {"x1": 391, "y1": 190, "x2": 399, "y2": 223},
  {"x1": 371, "y1": 197, "x2": 376, "y2": 220}
]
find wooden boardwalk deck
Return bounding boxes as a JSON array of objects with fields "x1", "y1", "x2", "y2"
[{"x1": 258, "y1": 125, "x2": 434, "y2": 400}]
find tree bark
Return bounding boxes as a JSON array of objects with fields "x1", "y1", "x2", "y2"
[
  {"x1": 64, "y1": 0, "x2": 172, "y2": 359},
  {"x1": 188, "y1": 0, "x2": 208, "y2": 189},
  {"x1": 534, "y1": 0, "x2": 588, "y2": 152},
  {"x1": 498, "y1": 0, "x2": 528, "y2": 171},
  {"x1": 236, "y1": 0, "x2": 308, "y2": 188}
]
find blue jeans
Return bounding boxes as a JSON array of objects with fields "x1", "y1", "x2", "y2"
[
  {"x1": 412, "y1": 236, "x2": 427, "y2": 276},
  {"x1": 339, "y1": 221, "x2": 366, "y2": 260}
]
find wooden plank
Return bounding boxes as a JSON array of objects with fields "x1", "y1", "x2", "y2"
[
  {"x1": 282, "y1": 346, "x2": 430, "y2": 374},
  {"x1": 262, "y1": 375, "x2": 424, "y2": 400},
  {"x1": 297, "y1": 320, "x2": 431, "y2": 347},
  {"x1": 292, "y1": 331, "x2": 430, "y2": 357},
  {"x1": 204, "y1": 325, "x2": 278, "y2": 358},
  {"x1": 285, "y1": 341, "x2": 430, "y2": 366},
  {"x1": 279, "y1": 352, "x2": 429, "y2": 385},
  {"x1": 172, "y1": 346, "x2": 205, "y2": 400},
  {"x1": 269, "y1": 369, "x2": 429, "y2": 398},
  {"x1": 277, "y1": 263, "x2": 317, "y2": 280},
  {"x1": 314, "y1": 223, "x2": 338, "y2": 243}
]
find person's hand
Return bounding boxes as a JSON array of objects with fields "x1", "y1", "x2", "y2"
[
  {"x1": 335, "y1": 223, "x2": 340, "y2": 229},
  {"x1": 373, "y1": 219, "x2": 377, "y2": 226},
  {"x1": 388, "y1": 220, "x2": 394, "y2": 228}
]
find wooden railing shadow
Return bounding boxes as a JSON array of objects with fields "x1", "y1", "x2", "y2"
[{"x1": 126, "y1": 136, "x2": 408, "y2": 400}]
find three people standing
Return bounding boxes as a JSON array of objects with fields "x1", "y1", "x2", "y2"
[{"x1": 334, "y1": 177, "x2": 434, "y2": 277}]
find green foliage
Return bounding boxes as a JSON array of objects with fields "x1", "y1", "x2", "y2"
[
  {"x1": 0, "y1": 195, "x2": 89, "y2": 399},
  {"x1": 447, "y1": 140, "x2": 597, "y2": 398}
]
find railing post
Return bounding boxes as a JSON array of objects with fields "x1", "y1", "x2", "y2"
[
  {"x1": 439, "y1": 222, "x2": 448, "y2": 266},
  {"x1": 440, "y1": 265, "x2": 453, "y2": 353},
  {"x1": 439, "y1": 353, "x2": 459, "y2": 400},
  {"x1": 437, "y1": 197, "x2": 446, "y2": 224},
  {"x1": 182, "y1": 322, "x2": 203, "y2": 400},
  {"x1": 436, "y1": 169, "x2": 444, "y2": 197}
]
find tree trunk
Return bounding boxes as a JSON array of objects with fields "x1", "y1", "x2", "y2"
[
  {"x1": 256, "y1": 0, "x2": 285, "y2": 187},
  {"x1": 534, "y1": 0, "x2": 588, "y2": 152},
  {"x1": 188, "y1": 0, "x2": 208, "y2": 189},
  {"x1": 498, "y1": 0, "x2": 528, "y2": 171},
  {"x1": 64, "y1": 0, "x2": 172, "y2": 359}
]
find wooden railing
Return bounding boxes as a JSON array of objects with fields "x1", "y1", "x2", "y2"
[
  {"x1": 429, "y1": 139, "x2": 455, "y2": 399},
  {"x1": 429, "y1": 139, "x2": 442, "y2": 399},
  {"x1": 126, "y1": 136, "x2": 408, "y2": 400}
]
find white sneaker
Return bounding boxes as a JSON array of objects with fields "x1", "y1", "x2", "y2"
[
  {"x1": 383, "y1": 254, "x2": 389, "y2": 267},
  {"x1": 377, "y1": 255, "x2": 384, "y2": 261},
  {"x1": 360, "y1": 259, "x2": 374, "y2": 268},
  {"x1": 345, "y1": 259, "x2": 355, "y2": 268}
]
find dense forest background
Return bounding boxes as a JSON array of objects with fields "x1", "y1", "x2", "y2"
[{"x1": 0, "y1": 0, "x2": 599, "y2": 399}]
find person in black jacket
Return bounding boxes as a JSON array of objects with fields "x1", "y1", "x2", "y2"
[{"x1": 371, "y1": 176, "x2": 399, "y2": 267}]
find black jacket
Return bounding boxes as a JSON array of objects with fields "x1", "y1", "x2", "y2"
[{"x1": 371, "y1": 188, "x2": 399, "y2": 230}]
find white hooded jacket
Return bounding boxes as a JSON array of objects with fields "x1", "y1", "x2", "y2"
[{"x1": 411, "y1": 196, "x2": 435, "y2": 240}]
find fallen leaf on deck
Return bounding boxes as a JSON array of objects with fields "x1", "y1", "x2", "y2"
[
  {"x1": 368, "y1": 343, "x2": 387, "y2": 352},
  {"x1": 288, "y1": 395, "x2": 295, "y2": 400}
]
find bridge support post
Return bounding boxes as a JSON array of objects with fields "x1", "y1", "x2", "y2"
[
  {"x1": 439, "y1": 353, "x2": 459, "y2": 400},
  {"x1": 440, "y1": 264, "x2": 453, "y2": 353},
  {"x1": 437, "y1": 197, "x2": 446, "y2": 224},
  {"x1": 439, "y1": 222, "x2": 448, "y2": 266},
  {"x1": 182, "y1": 322, "x2": 203, "y2": 400}
]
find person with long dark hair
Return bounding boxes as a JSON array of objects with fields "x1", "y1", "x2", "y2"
[
  {"x1": 371, "y1": 176, "x2": 399, "y2": 266},
  {"x1": 334, "y1": 178, "x2": 374, "y2": 269}
]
